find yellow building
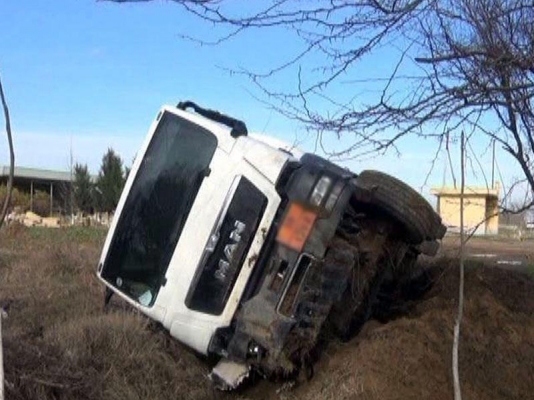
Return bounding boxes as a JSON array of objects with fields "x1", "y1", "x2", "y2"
[{"x1": 431, "y1": 184, "x2": 500, "y2": 235}]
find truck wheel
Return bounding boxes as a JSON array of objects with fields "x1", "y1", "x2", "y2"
[
  {"x1": 330, "y1": 244, "x2": 422, "y2": 341},
  {"x1": 329, "y1": 262, "x2": 389, "y2": 341},
  {"x1": 278, "y1": 237, "x2": 355, "y2": 373},
  {"x1": 354, "y1": 170, "x2": 445, "y2": 244},
  {"x1": 326, "y1": 232, "x2": 391, "y2": 341}
]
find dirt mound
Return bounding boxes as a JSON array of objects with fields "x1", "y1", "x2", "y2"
[
  {"x1": 239, "y1": 261, "x2": 534, "y2": 400},
  {"x1": 2, "y1": 227, "x2": 533, "y2": 399},
  {"x1": 315, "y1": 266, "x2": 530, "y2": 399}
]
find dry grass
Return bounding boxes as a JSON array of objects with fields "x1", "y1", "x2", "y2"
[
  {"x1": 0, "y1": 225, "x2": 214, "y2": 400},
  {"x1": 1, "y1": 225, "x2": 533, "y2": 399}
]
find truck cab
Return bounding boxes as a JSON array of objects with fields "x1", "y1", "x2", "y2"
[{"x1": 97, "y1": 102, "x2": 445, "y2": 388}]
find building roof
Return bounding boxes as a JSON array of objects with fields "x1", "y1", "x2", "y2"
[
  {"x1": 431, "y1": 185, "x2": 499, "y2": 198},
  {"x1": 0, "y1": 165, "x2": 72, "y2": 183}
]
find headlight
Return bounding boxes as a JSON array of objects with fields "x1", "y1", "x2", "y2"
[{"x1": 310, "y1": 175, "x2": 332, "y2": 207}]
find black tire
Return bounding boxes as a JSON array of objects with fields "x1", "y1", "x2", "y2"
[
  {"x1": 329, "y1": 263, "x2": 389, "y2": 341},
  {"x1": 326, "y1": 232, "x2": 391, "y2": 341},
  {"x1": 277, "y1": 237, "x2": 355, "y2": 373},
  {"x1": 355, "y1": 170, "x2": 444, "y2": 244}
]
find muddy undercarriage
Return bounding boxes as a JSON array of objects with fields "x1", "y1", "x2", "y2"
[{"x1": 210, "y1": 171, "x2": 446, "y2": 388}]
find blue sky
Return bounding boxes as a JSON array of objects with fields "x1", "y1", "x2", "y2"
[{"x1": 0, "y1": 0, "x2": 526, "y2": 202}]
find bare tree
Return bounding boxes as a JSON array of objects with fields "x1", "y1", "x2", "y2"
[
  {"x1": 106, "y1": 0, "x2": 534, "y2": 205},
  {"x1": 0, "y1": 72, "x2": 15, "y2": 230},
  {"x1": 0, "y1": 70, "x2": 14, "y2": 400},
  {"x1": 102, "y1": 2, "x2": 534, "y2": 397}
]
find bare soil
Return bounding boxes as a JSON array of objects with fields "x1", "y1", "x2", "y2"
[
  {"x1": 442, "y1": 234, "x2": 534, "y2": 259},
  {"x1": 1, "y1": 226, "x2": 533, "y2": 399},
  {"x1": 441, "y1": 235, "x2": 534, "y2": 273}
]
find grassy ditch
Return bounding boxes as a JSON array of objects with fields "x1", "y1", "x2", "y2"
[
  {"x1": 1, "y1": 225, "x2": 533, "y2": 400},
  {"x1": 0, "y1": 225, "x2": 213, "y2": 400}
]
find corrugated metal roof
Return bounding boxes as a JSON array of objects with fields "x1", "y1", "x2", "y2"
[{"x1": 0, "y1": 165, "x2": 71, "y2": 182}]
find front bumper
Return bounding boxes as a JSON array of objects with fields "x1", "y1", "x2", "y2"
[{"x1": 210, "y1": 155, "x2": 356, "y2": 373}]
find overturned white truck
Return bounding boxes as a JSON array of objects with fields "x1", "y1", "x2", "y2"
[{"x1": 97, "y1": 102, "x2": 445, "y2": 389}]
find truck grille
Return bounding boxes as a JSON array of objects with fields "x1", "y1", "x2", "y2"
[{"x1": 277, "y1": 255, "x2": 313, "y2": 317}]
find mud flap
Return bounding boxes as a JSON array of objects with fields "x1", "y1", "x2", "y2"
[{"x1": 209, "y1": 360, "x2": 250, "y2": 390}]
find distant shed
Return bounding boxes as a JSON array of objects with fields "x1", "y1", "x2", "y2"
[
  {"x1": 0, "y1": 165, "x2": 72, "y2": 214},
  {"x1": 431, "y1": 184, "x2": 500, "y2": 235}
]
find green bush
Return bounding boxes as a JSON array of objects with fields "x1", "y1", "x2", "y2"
[
  {"x1": 33, "y1": 190, "x2": 51, "y2": 217},
  {"x1": 0, "y1": 185, "x2": 51, "y2": 216},
  {"x1": 0, "y1": 185, "x2": 31, "y2": 211}
]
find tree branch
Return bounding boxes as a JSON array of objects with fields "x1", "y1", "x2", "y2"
[{"x1": 0, "y1": 72, "x2": 15, "y2": 230}]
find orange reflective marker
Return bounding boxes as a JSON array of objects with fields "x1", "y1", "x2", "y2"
[{"x1": 276, "y1": 202, "x2": 318, "y2": 252}]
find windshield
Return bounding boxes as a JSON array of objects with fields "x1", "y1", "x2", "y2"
[{"x1": 101, "y1": 111, "x2": 217, "y2": 306}]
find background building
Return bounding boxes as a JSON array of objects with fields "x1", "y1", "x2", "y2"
[
  {"x1": 0, "y1": 165, "x2": 72, "y2": 215},
  {"x1": 431, "y1": 184, "x2": 500, "y2": 235}
]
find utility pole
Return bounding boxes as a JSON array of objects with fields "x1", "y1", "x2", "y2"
[
  {"x1": 0, "y1": 315, "x2": 3, "y2": 400},
  {"x1": 491, "y1": 139, "x2": 496, "y2": 189},
  {"x1": 453, "y1": 130, "x2": 466, "y2": 400}
]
